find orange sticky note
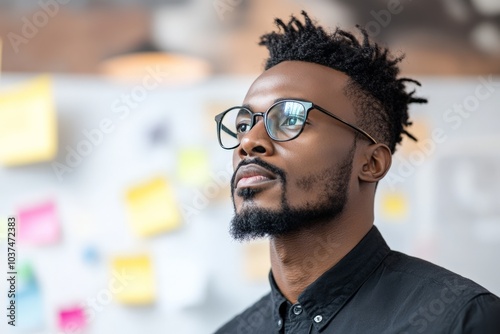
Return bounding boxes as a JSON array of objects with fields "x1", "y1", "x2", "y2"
[
  {"x1": 244, "y1": 241, "x2": 270, "y2": 282},
  {"x1": 112, "y1": 255, "x2": 155, "y2": 305},
  {"x1": 0, "y1": 75, "x2": 58, "y2": 165},
  {"x1": 125, "y1": 177, "x2": 182, "y2": 237},
  {"x1": 399, "y1": 117, "x2": 431, "y2": 157}
]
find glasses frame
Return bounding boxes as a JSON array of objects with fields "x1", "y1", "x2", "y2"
[{"x1": 214, "y1": 99, "x2": 377, "y2": 150}]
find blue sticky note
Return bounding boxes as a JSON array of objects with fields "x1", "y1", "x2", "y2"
[
  {"x1": 8, "y1": 261, "x2": 45, "y2": 330},
  {"x1": 83, "y1": 245, "x2": 100, "y2": 265},
  {"x1": 16, "y1": 281, "x2": 45, "y2": 330}
]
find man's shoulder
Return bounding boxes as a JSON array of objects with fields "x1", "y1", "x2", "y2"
[
  {"x1": 213, "y1": 293, "x2": 274, "y2": 334},
  {"x1": 383, "y1": 250, "x2": 490, "y2": 298},
  {"x1": 338, "y1": 250, "x2": 500, "y2": 332},
  {"x1": 376, "y1": 250, "x2": 500, "y2": 331}
]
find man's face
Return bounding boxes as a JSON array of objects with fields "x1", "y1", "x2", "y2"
[{"x1": 229, "y1": 61, "x2": 362, "y2": 240}]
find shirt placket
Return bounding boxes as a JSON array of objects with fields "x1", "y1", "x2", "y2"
[{"x1": 282, "y1": 302, "x2": 317, "y2": 334}]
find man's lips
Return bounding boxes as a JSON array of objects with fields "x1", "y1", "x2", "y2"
[{"x1": 234, "y1": 164, "x2": 277, "y2": 189}]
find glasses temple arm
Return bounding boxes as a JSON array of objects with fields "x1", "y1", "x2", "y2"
[
  {"x1": 220, "y1": 123, "x2": 238, "y2": 139},
  {"x1": 313, "y1": 105, "x2": 378, "y2": 144}
]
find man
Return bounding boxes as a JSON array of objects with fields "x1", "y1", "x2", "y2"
[{"x1": 213, "y1": 11, "x2": 500, "y2": 334}]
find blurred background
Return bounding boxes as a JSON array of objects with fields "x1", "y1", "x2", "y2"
[{"x1": 0, "y1": 0, "x2": 499, "y2": 333}]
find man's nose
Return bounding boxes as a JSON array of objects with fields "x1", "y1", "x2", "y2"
[{"x1": 236, "y1": 117, "x2": 275, "y2": 157}]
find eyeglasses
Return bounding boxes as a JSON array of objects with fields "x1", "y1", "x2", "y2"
[{"x1": 214, "y1": 99, "x2": 377, "y2": 149}]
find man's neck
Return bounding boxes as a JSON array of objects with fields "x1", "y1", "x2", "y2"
[{"x1": 269, "y1": 214, "x2": 372, "y2": 303}]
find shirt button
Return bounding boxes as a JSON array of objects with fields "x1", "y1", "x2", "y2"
[
  {"x1": 313, "y1": 315, "x2": 323, "y2": 323},
  {"x1": 292, "y1": 304, "x2": 303, "y2": 315}
]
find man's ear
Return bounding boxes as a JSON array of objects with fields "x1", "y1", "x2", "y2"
[{"x1": 358, "y1": 144, "x2": 392, "y2": 183}]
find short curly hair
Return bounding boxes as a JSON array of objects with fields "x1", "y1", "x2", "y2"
[{"x1": 258, "y1": 11, "x2": 427, "y2": 153}]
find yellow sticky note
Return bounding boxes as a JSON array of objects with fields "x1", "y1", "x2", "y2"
[
  {"x1": 126, "y1": 177, "x2": 181, "y2": 237},
  {"x1": 112, "y1": 255, "x2": 155, "y2": 305},
  {"x1": 0, "y1": 75, "x2": 57, "y2": 166},
  {"x1": 244, "y1": 241, "x2": 270, "y2": 282},
  {"x1": 380, "y1": 192, "x2": 409, "y2": 221},
  {"x1": 177, "y1": 148, "x2": 210, "y2": 186}
]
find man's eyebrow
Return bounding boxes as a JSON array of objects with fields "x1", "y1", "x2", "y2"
[{"x1": 241, "y1": 97, "x2": 305, "y2": 111}]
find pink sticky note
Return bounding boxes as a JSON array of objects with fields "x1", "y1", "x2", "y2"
[
  {"x1": 58, "y1": 307, "x2": 86, "y2": 332},
  {"x1": 18, "y1": 201, "x2": 60, "y2": 245}
]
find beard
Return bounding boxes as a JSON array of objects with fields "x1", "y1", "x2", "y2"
[{"x1": 229, "y1": 143, "x2": 356, "y2": 241}]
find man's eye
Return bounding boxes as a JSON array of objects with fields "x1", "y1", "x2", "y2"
[
  {"x1": 281, "y1": 117, "x2": 304, "y2": 127},
  {"x1": 236, "y1": 122, "x2": 251, "y2": 133}
]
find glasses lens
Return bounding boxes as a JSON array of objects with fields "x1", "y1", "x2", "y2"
[
  {"x1": 219, "y1": 107, "x2": 252, "y2": 148},
  {"x1": 267, "y1": 101, "x2": 307, "y2": 141}
]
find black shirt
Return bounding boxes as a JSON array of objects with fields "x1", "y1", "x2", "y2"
[{"x1": 214, "y1": 226, "x2": 500, "y2": 333}]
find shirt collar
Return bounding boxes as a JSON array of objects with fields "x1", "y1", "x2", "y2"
[{"x1": 269, "y1": 225, "x2": 390, "y2": 331}]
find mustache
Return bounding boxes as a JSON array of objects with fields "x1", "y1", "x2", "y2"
[{"x1": 231, "y1": 157, "x2": 287, "y2": 190}]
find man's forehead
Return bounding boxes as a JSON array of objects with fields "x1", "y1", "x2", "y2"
[{"x1": 243, "y1": 61, "x2": 350, "y2": 106}]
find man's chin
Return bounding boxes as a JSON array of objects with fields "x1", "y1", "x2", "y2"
[
  {"x1": 230, "y1": 208, "x2": 283, "y2": 241},
  {"x1": 229, "y1": 200, "x2": 347, "y2": 242},
  {"x1": 229, "y1": 206, "x2": 308, "y2": 242}
]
